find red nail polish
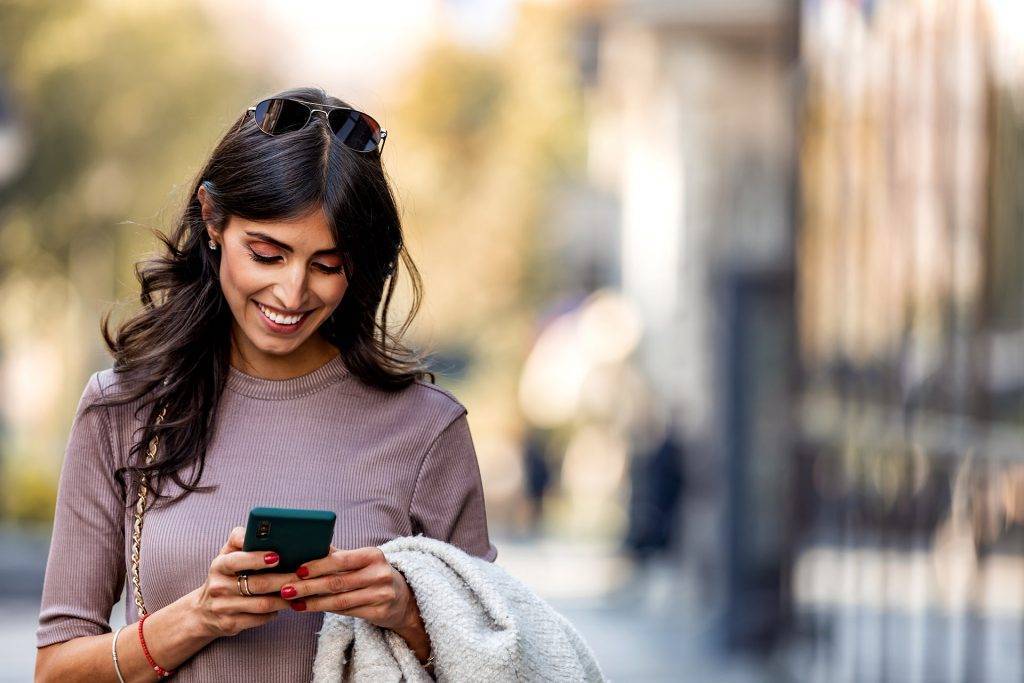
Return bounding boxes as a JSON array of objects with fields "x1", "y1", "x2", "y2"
[
  {"x1": 291, "y1": 600, "x2": 306, "y2": 611},
  {"x1": 264, "y1": 552, "x2": 279, "y2": 565},
  {"x1": 281, "y1": 586, "x2": 297, "y2": 599},
  {"x1": 296, "y1": 566, "x2": 309, "y2": 578}
]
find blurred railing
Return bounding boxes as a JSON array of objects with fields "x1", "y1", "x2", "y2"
[
  {"x1": 792, "y1": 0, "x2": 1024, "y2": 679},
  {"x1": 793, "y1": 387, "x2": 1024, "y2": 680}
]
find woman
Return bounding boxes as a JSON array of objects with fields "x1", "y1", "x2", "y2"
[{"x1": 34, "y1": 86, "x2": 497, "y2": 681}]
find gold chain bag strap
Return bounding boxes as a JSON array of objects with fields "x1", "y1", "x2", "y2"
[{"x1": 129, "y1": 400, "x2": 169, "y2": 617}]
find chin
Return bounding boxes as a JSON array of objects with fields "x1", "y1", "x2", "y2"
[{"x1": 257, "y1": 336, "x2": 304, "y2": 349}]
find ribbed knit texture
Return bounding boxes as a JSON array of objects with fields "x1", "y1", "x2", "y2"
[{"x1": 36, "y1": 353, "x2": 497, "y2": 681}]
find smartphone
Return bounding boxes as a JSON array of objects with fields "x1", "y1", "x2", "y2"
[{"x1": 242, "y1": 506, "x2": 337, "y2": 574}]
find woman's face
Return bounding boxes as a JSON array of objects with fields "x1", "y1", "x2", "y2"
[{"x1": 198, "y1": 187, "x2": 349, "y2": 373}]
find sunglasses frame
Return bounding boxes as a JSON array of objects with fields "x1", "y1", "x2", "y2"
[{"x1": 246, "y1": 97, "x2": 388, "y2": 154}]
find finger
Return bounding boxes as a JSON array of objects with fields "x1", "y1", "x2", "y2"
[
  {"x1": 289, "y1": 586, "x2": 390, "y2": 613},
  {"x1": 228, "y1": 526, "x2": 246, "y2": 550},
  {"x1": 249, "y1": 612, "x2": 279, "y2": 627},
  {"x1": 217, "y1": 611, "x2": 279, "y2": 636},
  {"x1": 280, "y1": 565, "x2": 382, "y2": 600},
  {"x1": 217, "y1": 594, "x2": 293, "y2": 614},
  {"x1": 211, "y1": 549, "x2": 281, "y2": 576},
  {"x1": 298, "y1": 546, "x2": 382, "y2": 580},
  {"x1": 219, "y1": 526, "x2": 246, "y2": 554},
  {"x1": 243, "y1": 570, "x2": 303, "y2": 596}
]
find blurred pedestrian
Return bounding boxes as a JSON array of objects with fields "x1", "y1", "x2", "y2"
[
  {"x1": 623, "y1": 419, "x2": 686, "y2": 564},
  {"x1": 522, "y1": 428, "x2": 553, "y2": 534}
]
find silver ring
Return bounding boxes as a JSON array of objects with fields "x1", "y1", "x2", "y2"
[{"x1": 237, "y1": 572, "x2": 253, "y2": 597}]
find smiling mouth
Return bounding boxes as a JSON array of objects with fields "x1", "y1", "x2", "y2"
[{"x1": 254, "y1": 301, "x2": 315, "y2": 329}]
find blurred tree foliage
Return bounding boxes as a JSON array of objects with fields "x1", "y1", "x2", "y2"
[
  {"x1": 0, "y1": 0, "x2": 265, "y2": 521},
  {"x1": 0, "y1": 0, "x2": 587, "y2": 523},
  {"x1": 390, "y1": 2, "x2": 586, "y2": 440}
]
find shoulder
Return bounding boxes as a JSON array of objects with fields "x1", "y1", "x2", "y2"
[
  {"x1": 396, "y1": 378, "x2": 467, "y2": 429},
  {"x1": 403, "y1": 378, "x2": 468, "y2": 427},
  {"x1": 409, "y1": 378, "x2": 466, "y2": 415},
  {"x1": 70, "y1": 368, "x2": 122, "y2": 427},
  {"x1": 92, "y1": 367, "x2": 115, "y2": 398},
  {"x1": 90, "y1": 366, "x2": 144, "y2": 405},
  {"x1": 74, "y1": 368, "x2": 110, "y2": 411},
  {"x1": 342, "y1": 375, "x2": 468, "y2": 435},
  {"x1": 79, "y1": 367, "x2": 151, "y2": 425}
]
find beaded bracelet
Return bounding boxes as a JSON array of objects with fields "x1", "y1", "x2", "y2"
[{"x1": 138, "y1": 613, "x2": 176, "y2": 677}]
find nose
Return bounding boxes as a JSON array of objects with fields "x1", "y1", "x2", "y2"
[{"x1": 273, "y1": 262, "x2": 309, "y2": 312}]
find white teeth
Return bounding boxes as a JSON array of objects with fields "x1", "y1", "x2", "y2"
[{"x1": 258, "y1": 303, "x2": 304, "y2": 325}]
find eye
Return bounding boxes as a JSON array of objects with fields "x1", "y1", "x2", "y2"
[
  {"x1": 315, "y1": 263, "x2": 345, "y2": 275},
  {"x1": 247, "y1": 247, "x2": 344, "y2": 275},
  {"x1": 247, "y1": 249, "x2": 280, "y2": 264}
]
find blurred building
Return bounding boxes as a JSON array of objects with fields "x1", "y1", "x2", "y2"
[
  {"x1": 566, "y1": 0, "x2": 1024, "y2": 679},
  {"x1": 793, "y1": 0, "x2": 1024, "y2": 680},
  {"x1": 569, "y1": 0, "x2": 802, "y2": 657}
]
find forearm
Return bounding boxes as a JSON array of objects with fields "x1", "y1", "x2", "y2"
[{"x1": 37, "y1": 589, "x2": 216, "y2": 682}]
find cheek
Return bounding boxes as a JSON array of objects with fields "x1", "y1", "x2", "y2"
[
  {"x1": 317, "y1": 278, "x2": 349, "y2": 307},
  {"x1": 220, "y1": 255, "x2": 267, "y2": 299},
  {"x1": 219, "y1": 252, "x2": 349, "y2": 308}
]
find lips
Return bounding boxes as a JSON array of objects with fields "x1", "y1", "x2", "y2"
[{"x1": 254, "y1": 300, "x2": 313, "y2": 334}]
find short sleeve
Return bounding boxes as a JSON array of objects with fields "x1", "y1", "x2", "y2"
[
  {"x1": 409, "y1": 412, "x2": 498, "y2": 562},
  {"x1": 36, "y1": 372, "x2": 127, "y2": 648}
]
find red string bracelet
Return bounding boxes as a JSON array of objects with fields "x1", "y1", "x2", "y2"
[{"x1": 138, "y1": 612, "x2": 176, "y2": 677}]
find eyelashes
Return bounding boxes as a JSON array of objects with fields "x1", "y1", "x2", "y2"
[
  {"x1": 247, "y1": 250, "x2": 277, "y2": 264},
  {"x1": 246, "y1": 249, "x2": 344, "y2": 275}
]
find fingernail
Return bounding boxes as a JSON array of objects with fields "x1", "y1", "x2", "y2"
[
  {"x1": 291, "y1": 600, "x2": 306, "y2": 611},
  {"x1": 264, "y1": 552, "x2": 279, "y2": 565},
  {"x1": 281, "y1": 585, "x2": 297, "y2": 599},
  {"x1": 296, "y1": 566, "x2": 309, "y2": 578}
]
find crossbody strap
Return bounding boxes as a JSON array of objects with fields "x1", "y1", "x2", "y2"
[{"x1": 129, "y1": 402, "x2": 168, "y2": 618}]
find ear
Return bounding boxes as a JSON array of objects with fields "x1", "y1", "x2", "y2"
[
  {"x1": 197, "y1": 184, "x2": 212, "y2": 221},
  {"x1": 196, "y1": 184, "x2": 221, "y2": 244}
]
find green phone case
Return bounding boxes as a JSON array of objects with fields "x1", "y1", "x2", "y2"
[{"x1": 242, "y1": 506, "x2": 337, "y2": 574}]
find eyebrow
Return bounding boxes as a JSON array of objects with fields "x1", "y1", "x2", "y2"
[{"x1": 244, "y1": 231, "x2": 342, "y2": 257}]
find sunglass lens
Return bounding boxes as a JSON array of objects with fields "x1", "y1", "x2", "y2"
[
  {"x1": 253, "y1": 98, "x2": 311, "y2": 135},
  {"x1": 327, "y1": 108, "x2": 381, "y2": 153}
]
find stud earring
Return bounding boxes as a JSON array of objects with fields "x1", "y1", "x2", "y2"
[{"x1": 208, "y1": 239, "x2": 218, "y2": 250}]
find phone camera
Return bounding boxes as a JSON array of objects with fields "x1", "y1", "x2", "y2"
[{"x1": 257, "y1": 520, "x2": 271, "y2": 538}]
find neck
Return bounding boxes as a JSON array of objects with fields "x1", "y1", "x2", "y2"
[{"x1": 229, "y1": 328, "x2": 340, "y2": 380}]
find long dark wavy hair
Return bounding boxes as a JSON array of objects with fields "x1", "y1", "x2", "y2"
[{"x1": 89, "y1": 86, "x2": 433, "y2": 511}]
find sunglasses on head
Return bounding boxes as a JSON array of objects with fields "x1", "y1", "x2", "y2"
[{"x1": 246, "y1": 97, "x2": 387, "y2": 154}]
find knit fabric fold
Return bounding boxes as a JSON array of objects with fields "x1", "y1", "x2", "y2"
[{"x1": 312, "y1": 535, "x2": 606, "y2": 682}]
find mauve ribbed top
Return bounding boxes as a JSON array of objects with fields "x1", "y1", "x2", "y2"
[{"x1": 36, "y1": 352, "x2": 497, "y2": 680}]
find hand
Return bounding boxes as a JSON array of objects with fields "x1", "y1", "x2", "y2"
[
  {"x1": 188, "y1": 526, "x2": 297, "y2": 638},
  {"x1": 277, "y1": 544, "x2": 418, "y2": 633}
]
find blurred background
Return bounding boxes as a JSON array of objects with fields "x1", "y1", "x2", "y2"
[{"x1": 1, "y1": 0, "x2": 1022, "y2": 680}]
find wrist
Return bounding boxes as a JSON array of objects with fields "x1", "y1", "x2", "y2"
[
  {"x1": 400, "y1": 599, "x2": 423, "y2": 634},
  {"x1": 177, "y1": 588, "x2": 220, "y2": 645},
  {"x1": 122, "y1": 592, "x2": 217, "y2": 677},
  {"x1": 139, "y1": 613, "x2": 175, "y2": 677},
  {"x1": 389, "y1": 569, "x2": 432, "y2": 664},
  {"x1": 395, "y1": 589, "x2": 429, "y2": 642},
  {"x1": 394, "y1": 598, "x2": 431, "y2": 661}
]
